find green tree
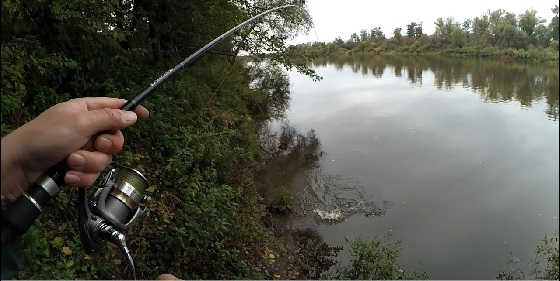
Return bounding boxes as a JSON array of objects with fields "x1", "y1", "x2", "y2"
[
  {"x1": 488, "y1": 9, "x2": 506, "y2": 44},
  {"x1": 334, "y1": 37, "x2": 344, "y2": 45},
  {"x1": 414, "y1": 23, "x2": 423, "y2": 38},
  {"x1": 486, "y1": 10, "x2": 526, "y2": 48},
  {"x1": 350, "y1": 32, "x2": 360, "y2": 43},
  {"x1": 393, "y1": 27, "x2": 402, "y2": 43},
  {"x1": 519, "y1": 9, "x2": 544, "y2": 37},
  {"x1": 473, "y1": 14, "x2": 491, "y2": 46},
  {"x1": 534, "y1": 24, "x2": 552, "y2": 47},
  {"x1": 360, "y1": 29, "x2": 369, "y2": 41},
  {"x1": 434, "y1": 18, "x2": 448, "y2": 44},
  {"x1": 462, "y1": 19, "x2": 472, "y2": 33},
  {"x1": 434, "y1": 17, "x2": 464, "y2": 47},
  {"x1": 406, "y1": 22, "x2": 418, "y2": 38},
  {"x1": 230, "y1": 0, "x2": 313, "y2": 71},
  {"x1": 551, "y1": 5, "x2": 559, "y2": 41},
  {"x1": 369, "y1": 27, "x2": 385, "y2": 41}
]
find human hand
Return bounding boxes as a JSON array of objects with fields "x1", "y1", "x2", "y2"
[
  {"x1": 156, "y1": 273, "x2": 180, "y2": 280},
  {"x1": 1, "y1": 97, "x2": 149, "y2": 201}
]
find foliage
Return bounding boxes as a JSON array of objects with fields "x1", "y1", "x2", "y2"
[
  {"x1": 1, "y1": 0, "x2": 314, "y2": 279},
  {"x1": 269, "y1": 188, "x2": 294, "y2": 214},
  {"x1": 325, "y1": 237, "x2": 428, "y2": 280},
  {"x1": 291, "y1": 229, "x2": 342, "y2": 279},
  {"x1": 497, "y1": 234, "x2": 559, "y2": 280},
  {"x1": 552, "y1": 5, "x2": 560, "y2": 41},
  {"x1": 17, "y1": 189, "x2": 117, "y2": 279},
  {"x1": 519, "y1": 9, "x2": 544, "y2": 37},
  {"x1": 289, "y1": 6, "x2": 560, "y2": 62}
]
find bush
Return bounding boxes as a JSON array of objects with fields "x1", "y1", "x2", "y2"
[
  {"x1": 325, "y1": 238, "x2": 428, "y2": 280},
  {"x1": 497, "y1": 234, "x2": 559, "y2": 280},
  {"x1": 269, "y1": 188, "x2": 294, "y2": 214},
  {"x1": 551, "y1": 40, "x2": 559, "y2": 51}
]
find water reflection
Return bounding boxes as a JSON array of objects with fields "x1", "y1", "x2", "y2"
[
  {"x1": 311, "y1": 56, "x2": 559, "y2": 120},
  {"x1": 257, "y1": 122, "x2": 391, "y2": 223},
  {"x1": 284, "y1": 55, "x2": 558, "y2": 279}
]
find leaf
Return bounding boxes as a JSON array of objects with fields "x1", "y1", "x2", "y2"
[
  {"x1": 52, "y1": 237, "x2": 64, "y2": 248},
  {"x1": 62, "y1": 247, "x2": 72, "y2": 255},
  {"x1": 146, "y1": 185, "x2": 157, "y2": 193}
]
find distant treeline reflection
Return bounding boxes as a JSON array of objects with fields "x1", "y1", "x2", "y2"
[{"x1": 312, "y1": 56, "x2": 559, "y2": 120}]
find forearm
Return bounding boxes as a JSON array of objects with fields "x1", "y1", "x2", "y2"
[{"x1": 1, "y1": 134, "x2": 27, "y2": 202}]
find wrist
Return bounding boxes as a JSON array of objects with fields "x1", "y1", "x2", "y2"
[{"x1": 1, "y1": 133, "x2": 27, "y2": 201}]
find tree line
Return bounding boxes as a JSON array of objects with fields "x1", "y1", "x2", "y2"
[{"x1": 290, "y1": 6, "x2": 559, "y2": 61}]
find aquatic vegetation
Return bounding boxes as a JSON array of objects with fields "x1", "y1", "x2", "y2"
[
  {"x1": 497, "y1": 234, "x2": 559, "y2": 280},
  {"x1": 325, "y1": 237, "x2": 428, "y2": 280}
]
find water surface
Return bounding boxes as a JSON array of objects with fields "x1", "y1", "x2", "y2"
[{"x1": 279, "y1": 56, "x2": 559, "y2": 279}]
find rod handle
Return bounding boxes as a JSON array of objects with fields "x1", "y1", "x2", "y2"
[{"x1": 1, "y1": 163, "x2": 67, "y2": 242}]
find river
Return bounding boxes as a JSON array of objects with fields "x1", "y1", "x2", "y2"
[{"x1": 263, "y1": 56, "x2": 559, "y2": 279}]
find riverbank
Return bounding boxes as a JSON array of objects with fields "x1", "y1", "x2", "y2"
[
  {"x1": 386, "y1": 46, "x2": 559, "y2": 63},
  {"x1": 289, "y1": 44, "x2": 559, "y2": 65}
]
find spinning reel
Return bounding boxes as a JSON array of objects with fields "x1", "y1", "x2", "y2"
[{"x1": 79, "y1": 166, "x2": 149, "y2": 279}]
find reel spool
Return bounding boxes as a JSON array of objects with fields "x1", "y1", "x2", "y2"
[{"x1": 79, "y1": 166, "x2": 149, "y2": 279}]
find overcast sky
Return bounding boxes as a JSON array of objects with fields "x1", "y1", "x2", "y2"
[{"x1": 289, "y1": 0, "x2": 557, "y2": 44}]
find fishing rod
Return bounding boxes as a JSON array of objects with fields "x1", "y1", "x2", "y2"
[
  {"x1": 1, "y1": 4, "x2": 298, "y2": 279},
  {"x1": 121, "y1": 4, "x2": 297, "y2": 111}
]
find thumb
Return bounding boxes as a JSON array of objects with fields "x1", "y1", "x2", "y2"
[{"x1": 80, "y1": 108, "x2": 138, "y2": 135}]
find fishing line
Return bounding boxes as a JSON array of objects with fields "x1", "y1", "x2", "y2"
[{"x1": 313, "y1": 21, "x2": 320, "y2": 42}]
